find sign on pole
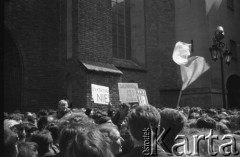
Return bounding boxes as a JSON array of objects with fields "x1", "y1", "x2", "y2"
[
  {"x1": 118, "y1": 83, "x2": 138, "y2": 103},
  {"x1": 137, "y1": 89, "x2": 148, "y2": 106},
  {"x1": 91, "y1": 84, "x2": 109, "y2": 105}
]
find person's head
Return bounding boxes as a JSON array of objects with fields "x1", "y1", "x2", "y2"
[
  {"x1": 159, "y1": 108, "x2": 187, "y2": 152},
  {"x1": 196, "y1": 115, "x2": 217, "y2": 129},
  {"x1": 120, "y1": 103, "x2": 130, "y2": 116},
  {"x1": 64, "y1": 128, "x2": 114, "y2": 157},
  {"x1": 11, "y1": 123, "x2": 27, "y2": 142},
  {"x1": 58, "y1": 122, "x2": 94, "y2": 155},
  {"x1": 25, "y1": 112, "x2": 33, "y2": 118},
  {"x1": 99, "y1": 123, "x2": 123, "y2": 155},
  {"x1": 17, "y1": 141, "x2": 38, "y2": 157},
  {"x1": 37, "y1": 109, "x2": 48, "y2": 119},
  {"x1": 4, "y1": 127, "x2": 19, "y2": 157},
  {"x1": 58, "y1": 99, "x2": 69, "y2": 111},
  {"x1": 37, "y1": 116, "x2": 49, "y2": 131},
  {"x1": 46, "y1": 123, "x2": 59, "y2": 144},
  {"x1": 127, "y1": 105, "x2": 160, "y2": 142},
  {"x1": 22, "y1": 122, "x2": 38, "y2": 141},
  {"x1": 97, "y1": 116, "x2": 112, "y2": 124},
  {"x1": 4, "y1": 119, "x2": 26, "y2": 142},
  {"x1": 29, "y1": 130, "x2": 53, "y2": 156}
]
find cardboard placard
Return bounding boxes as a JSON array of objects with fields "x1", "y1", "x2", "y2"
[
  {"x1": 91, "y1": 84, "x2": 109, "y2": 105},
  {"x1": 137, "y1": 89, "x2": 148, "y2": 106},
  {"x1": 118, "y1": 83, "x2": 138, "y2": 103}
]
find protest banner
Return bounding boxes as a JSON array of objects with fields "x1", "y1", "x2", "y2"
[
  {"x1": 118, "y1": 83, "x2": 138, "y2": 103},
  {"x1": 137, "y1": 88, "x2": 148, "y2": 106},
  {"x1": 91, "y1": 84, "x2": 109, "y2": 105}
]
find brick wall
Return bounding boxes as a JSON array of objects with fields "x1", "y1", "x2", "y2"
[
  {"x1": 76, "y1": 0, "x2": 112, "y2": 63},
  {"x1": 67, "y1": 0, "x2": 123, "y2": 111},
  {"x1": 144, "y1": 0, "x2": 178, "y2": 107},
  {"x1": 4, "y1": 0, "x2": 65, "y2": 112}
]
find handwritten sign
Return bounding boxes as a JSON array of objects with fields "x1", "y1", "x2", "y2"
[
  {"x1": 91, "y1": 84, "x2": 109, "y2": 105},
  {"x1": 137, "y1": 89, "x2": 149, "y2": 106},
  {"x1": 118, "y1": 83, "x2": 138, "y2": 103}
]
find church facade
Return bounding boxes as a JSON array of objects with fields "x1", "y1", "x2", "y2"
[{"x1": 4, "y1": 0, "x2": 240, "y2": 112}]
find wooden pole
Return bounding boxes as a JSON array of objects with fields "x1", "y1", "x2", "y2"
[{"x1": 176, "y1": 90, "x2": 182, "y2": 109}]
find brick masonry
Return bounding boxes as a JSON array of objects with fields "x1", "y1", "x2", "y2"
[
  {"x1": 4, "y1": 0, "x2": 66, "y2": 112},
  {"x1": 144, "y1": 0, "x2": 178, "y2": 108},
  {"x1": 4, "y1": 0, "x2": 240, "y2": 112}
]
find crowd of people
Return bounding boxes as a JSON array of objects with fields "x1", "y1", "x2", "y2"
[{"x1": 4, "y1": 99, "x2": 240, "y2": 157}]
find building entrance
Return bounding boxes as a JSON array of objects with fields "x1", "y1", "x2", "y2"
[{"x1": 227, "y1": 75, "x2": 240, "y2": 109}]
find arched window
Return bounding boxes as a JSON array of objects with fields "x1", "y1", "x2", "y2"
[{"x1": 112, "y1": 0, "x2": 131, "y2": 59}]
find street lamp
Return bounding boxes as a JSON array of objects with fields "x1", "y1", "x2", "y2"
[{"x1": 209, "y1": 26, "x2": 232, "y2": 109}]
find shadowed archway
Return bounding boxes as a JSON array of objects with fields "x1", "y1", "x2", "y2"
[
  {"x1": 227, "y1": 75, "x2": 240, "y2": 109},
  {"x1": 4, "y1": 28, "x2": 23, "y2": 112}
]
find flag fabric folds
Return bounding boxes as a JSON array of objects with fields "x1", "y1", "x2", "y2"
[{"x1": 173, "y1": 41, "x2": 210, "y2": 90}]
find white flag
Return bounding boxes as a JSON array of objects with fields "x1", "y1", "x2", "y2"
[
  {"x1": 205, "y1": 0, "x2": 222, "y2": 15},
  {"x1": 173, "y1": 41, "x2": 210, "y2": 90}
]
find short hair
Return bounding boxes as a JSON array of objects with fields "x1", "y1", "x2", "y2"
[
  {"x1": 46, "y1": 123, "x2": 59, "y2": 143},
  {"x1": 37, "y1": 109, "x2": 48, "y2": 118},
  {"x1": 29, "y1": 130, "x2": 53, "y2": 156},
  {"x1": 127, "y1": 105, "x2": 160, "y2": 141},
  {"x1": 58, "y1": 122, "x2": 95, "y2": 155},
  {"x1": 65, "y1": 128, "x2": 114, "y2": 157},
  {"x1": 196, "y1": 116, "x2": 217, "y2": 129},
  {"x1": 160, "y1": 108, "x2": 186, "y2": 129},
  {"x1": 18, "y1": 141, "x2": 38, "y2": 157},
  {"x1": 99, "y1": 123, "x2": 119, "y2": 143},
  {"x1": 159, "y1": 108, "x2": 187, "y2": 153},
  {"x1": 37, "y1": 116, "x2": 49, "y2": 131}
]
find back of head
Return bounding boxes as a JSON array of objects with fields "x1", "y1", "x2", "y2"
[
  {"x1": 65, "y1": 128, "x2": 114, "y2": 157},
  {"x1": 160, "y1": 108, "x2": 186, "y2": 131},
  {"x1": 127, "y1": 105, "x2": 160, "y2": 142},
  {"x1": 46, "y1": 123, "x2": 59, "y2": 143},
  {"x1": 99, "y1": 123, "x2": 119, "y2": 142},
  {"x1": 18, "y1": 141, "x2": 38, "y2": 157},
  {"x1": 160, "y1": 108, "x2": 187, "y2": 153},
  {"x1": 196, "y1": 115, "x2": 217, "y2": 129},
  {"x1": 29, "y1": 130, "x2": 53, "y2": 156},
  {"x1": 37, "y1": 116, "x2": 49, "y2": 131},
  {"x1": 58, "y1": 122, "x2": 94, "y2": 155},
  {"x1": 37, "y1": 109, "x2": 48, "y2": 118},
  {"x1": 62, "y1": 112, "x2": 92, "y2": 124}
]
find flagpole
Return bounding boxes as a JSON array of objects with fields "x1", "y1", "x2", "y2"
[{"x1": 176, "y1": 89, "x2": 182, "y2": 109}]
